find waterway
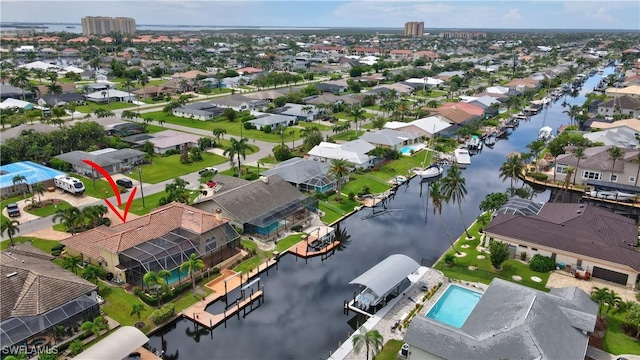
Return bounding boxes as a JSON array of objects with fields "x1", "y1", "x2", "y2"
[{"x1": 146, "y1": 67, "x2": 614, "y2": 360}]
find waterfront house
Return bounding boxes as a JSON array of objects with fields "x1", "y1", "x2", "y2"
[
  {"x1": 589, "y1": 118, "x2": 640, "y2": 132},
  {"x1": 404, "y1": 278, "x2": 598, "y2": 360},
  {"x1": 597, "y1": 95, "x2": 640, "y2": 118},
  {"x1": 1, "y1": 244, "x2": 100, "y2": 351},
  {"x1": 361, "y1": 129, "x2": 420, "y2": 150},
  {"x1": 582, "y1": 126, "x2": 639, "y2": 149},
  {"x1": 554, "y1": 145, "x2": 640, "y2": 186},
  {"x1": 55, "y1": 148, "x2": 146, "y2": 175},
  {"x1": 61, "y1": 202, "x2": 241, "y2": 288},
  {"x1": 485, "y1": 199, "x2": 640, "y2": 287},
  {"x1": 307, "y1": 139, "x2": 377, "y2": 169},
  {"x1": 260, "y1": 157, "x2": 337, "y2": 193},
  {"x1": 605, "y1": 85, "x2": 640, "y2": 99},
  {"x1": 384, "y1": 116, "x2": 454, "y2": 139},
  {"x1": 431, "y1": 107, "x2": 479, "y2": 126}
]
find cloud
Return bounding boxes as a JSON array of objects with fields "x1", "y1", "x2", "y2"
[{"x1": 502, "y1": 8, "x2": 524, "y2": 22}]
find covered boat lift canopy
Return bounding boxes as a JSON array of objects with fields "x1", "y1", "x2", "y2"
[
  {"x1": 72, "y1": 326, "x2": 149, "y2": 360},
  {"x1": 349, "y1": 254, "x2": 420, "y2": 298}
]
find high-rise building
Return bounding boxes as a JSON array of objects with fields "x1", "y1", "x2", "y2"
[
  {"x1": 404, "y1": 21, "x2": 424, "y2": 37},
  {"x1": 81, "y1": 16, "x2": 136, "y2": 36}
]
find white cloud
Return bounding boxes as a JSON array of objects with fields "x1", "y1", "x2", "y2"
[{"x1": 502, "y1": 8, "x2": 523, "y2": 22}]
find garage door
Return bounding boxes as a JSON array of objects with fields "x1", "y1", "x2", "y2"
[{"x1": 591, "y1": 267, "x2": 628, "y2": 285}]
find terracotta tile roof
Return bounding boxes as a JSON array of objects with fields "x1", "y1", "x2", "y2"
[
  {"x1": 437, "y1": 102, "x2": 485, "y2": 117},
  {"x1": 431, "y1": 108, "x2": 476, "y2": 124},
  {"x1": 1, "y1": 244, "x2": 96, "y2": 320},
  {"x1": 61, "y1": 203, "x2": 228, "y2": 259},
  {"x1": 486, "y1": 203, "x2": 640, "y2": 271}
]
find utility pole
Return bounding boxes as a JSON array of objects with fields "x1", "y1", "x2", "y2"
[{"x1": 137, "y1": 165, "x2": 145, "y2": 208}]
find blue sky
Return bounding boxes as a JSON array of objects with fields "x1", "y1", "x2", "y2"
[{"x1": 1, "y1": 1, "x2": 639, "y2": 30}]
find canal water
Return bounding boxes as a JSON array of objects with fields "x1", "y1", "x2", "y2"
[{"x1": 147, "y1": 67, "x2": 613, "y2": 360}]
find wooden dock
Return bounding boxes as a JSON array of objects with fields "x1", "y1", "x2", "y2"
[
  {"x1": 183, "y1": 290, "x2": 263, "y2": 329},
  {"x1": 287, "y1": 238, "x2": 340, "y2": 258}
]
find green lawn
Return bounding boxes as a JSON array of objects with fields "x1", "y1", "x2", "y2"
[
  {"x1": 367, "y1": 151, "x2": 432, "y2": 182},
  {"x1": 296, "y1": 121, "x2": 332, "y2": 131},
  {"x1": 318, "y1": 201, "x2": 344, "y2": 224},
  {"x1": 25, "y1": 200, "x2": 73, "y2": 217},
  {"x1": 145, "y1": 124, "x2": 165, "y2": 133},
  {"x1": 143, "y1": 111, "x2": 307, "y2": 143},
  {"x1": 333, "y1": 111, "x2": 375, "y2": 120},
  {"x1": 433, "y1": 215, "x2": 550, "y2": 291},
  {"x1": 0, "y1": 236, "x2": 60, "y2": 252},
  {"x1": 603, "y1": 308, "x2": 640, "y2": 355},
  {"x1": 98, "y1": 282, "x2": 154, "y2": 333},
  {"x1": 341, "y1": 173, "x2": 390, "y2": 196},
  {"x1": 331, "y1": 130, "x2": 365, "y2": 141},
  {"x1": 374, "y1": 339, "x2": 404, "y2": 360},
  {"x1": 213, "y1": 139, "x2": 258, "y2": 155},
  {"x1": 416, "y1": 89, "x2": 447, "y2": 98},
  {"x1": 120, "y1": 190, "x2": 202, "y2": 216},
  {"x1": 275, "y1": 233, "x2": 305, "y2": 252},
  {"x1": 76, "y1": 102, "x2": 136, "y2": 113},
  {"x1": 73, "y1": 175, "x2": 119, "y2": 199},
  {"x1": 141, "y1": 153, "x2": 228, "y2": 184}
]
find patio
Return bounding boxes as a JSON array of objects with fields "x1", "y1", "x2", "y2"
[{"x1": 547, "y1": 271, "x2": 637, "y2": 302}]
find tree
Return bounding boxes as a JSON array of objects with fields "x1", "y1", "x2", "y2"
[
  {"x1": 351, "y1": 326, "x2": 383, "y2": 360},
  {"x1": 82, "y1": 265, "x2": 104, "y2": 284},
  {"x1": 62, "y1": 255, "x2": 83, "y2": 274},
  {"x1": 9, "y1": 68, "x2": 29, "y2": 100},
  {"x1": 571, "y1": 146, "x2": 586, "y2": 185},
  {"x1": 441, "y1": 164, "x2": 472, "y2": 239},
  {"x1": 143, "y1": 269, "x2": 172, "y2": 306},
  {"x1": 212, "y1": 128, "x2": 226, "y2": 142},
  {"x1": 52, "y1": 206, "x2": 83, "y2": 234},
  {"x1": 489, "y1": 240, "x2": 510, "y2": 270},
  {"x1": 121, "y1": 78, "x2": 135, "y2": 94},
  {"x1": 430, "y1": 181, "x2": 459, "y2": 254},
  {"x1": 607, "y1": 146, "x2": 623, "y2": 183},
  {"x1": 604, "y1": 289, "x2": 622, "y2": 315},
  {"x1": 159, "y1": 177, "x2": 190, "y2": 205},
  {"x1": 46, "y1": 81, "x2": 63, "y2": 96},
  {"x1": 499, "y1": 154, "x2": 524, "y2": 189},
  {"x1": 222, "y1": 107, "x2": 237, "y2": 122},
  {"x1": 83, "y1": 204, "x2": 108, "y2": 228},
  {"x1": 526, "y1": 140, "x2": 545, "y2": 171},
  {"x1": 590, "y1": 287, "x2": 610, "y2": 317},
  {"x1": 68, "y1": 339, "x2": 84, "y2": 356},
  {"x1": 1, "y1": 219, "x2": 20, "y2": 247},
  {"x1": 563, "y1": 105, "x2": 582, "y2": 126},
  {"x1": 31, "y1": 182, "x2": 46, "y2": 206},
  {"x1": 80, "y1": 316, "x2": 108, "y2": 340},
  {"x1": 327, "y1": 158, "x2": 351, "y2": 202},
  {"x1": 180, "y1": 253, "x2": 205, "y2": 295},
  {"x1": 625, "y1": 303, "x2": 640, "y2": 338},
  {"x1": 130, "y1": 303, "x2": 146, "y2": 320},
  {"x1": 347, "y1": 105, "x2": 366, "y2": 132},
  {"x1": 12, "y1": 174, "x2": 27, "y2": 197},
  {"x1": 479, "y1": 192, "x2": 508, "y2": 214},
  {"x1": 223, "y1": 137, "x2": 251, "y2": 176}
]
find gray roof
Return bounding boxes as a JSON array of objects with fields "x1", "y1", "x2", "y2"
[
  {"x1": 55, "y1": 148, "x2": 146, "y2": 168},
  {"x1": 556, "y1": 145, "x2": 638, "y2": 173},
  {"x1": 209, "y1": 94, "x2": 255, "y2": 108},
  {"x1": 486, "y1": 202, "x2": 640, "y2": 271},
  {"x1": 72, "y1": 326, "x2": 149, "y2": 360},
  {"x1": 261, "y1": 157, "x2": 331, "y2": 185},
  {"x1": 349, "y1": 254, "x2": 419, "y2": 297},
  {"x1": 582, "y1": 126, "x2": 639, "y2": 149},
  {"x1": 248, "y1": 113, "x2": 295, "y2": 127},
  {"x1": 0, "y1": 84, "x2": 32, "y2": 97},
  {"x1": 210, "y1": 175, "x2": 310, "y2": 224},
  {"x1": 404, "y1": 279, "x2": 597, "y2": 360},
  {"x1": 361, "y1": 129, "x2": 419, "y2": 147},
  {"x1": 0, "y1": 123, "x2": 59, "y2": 144}
]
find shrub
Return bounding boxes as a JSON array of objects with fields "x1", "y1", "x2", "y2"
[
  {"x1": 489, "y1": 240, "x2": 510, "y2": 269},
  {"x1": 357, "y1": 185, "x2": 370, "y2": 197},
  {"x1": 529, "y1": 254, "x2": 555, "y2": 272},
  {"x1": 348, "y1": 192, "x2": 355, "y2": 201},
  {"x1": 443, "y1": 253, "x2": 455, "y2": 266},
  {"x1": 51, "y1": 249, "x2": 61, "y2": 256},
  {"x1": 68, "y1": 339, "x2": 84, "y2": 356},
  {"x1": 150, "y1": 303, "x2": 175, "y2": 325},
  {"x1": 531, "y1": 172, "x2": 548, "y2": 181},
  {"x1": 52, "y1": 243, "x2": 65, "y2": 251},
  {"x1": 520, "y1": 252, "x2": 527, "y2": 261}
]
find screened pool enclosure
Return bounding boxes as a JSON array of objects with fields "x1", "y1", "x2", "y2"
[{"x1": 244, "y1": 196, "x2": 318, "y2": 238}]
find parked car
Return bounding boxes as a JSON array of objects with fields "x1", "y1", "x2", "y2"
[
  {"x1": 199, "y1": 167, "x2": 218, "y2": 175},
  {"x1": 206, "y1": 180, "x2": 217, "y2": 188},
  {"x1": 6, "y1": 203, "x2": 20, "y2": 217},
  {"x1": 116, "y1": 178, "x2": 133, "y2": 188}
]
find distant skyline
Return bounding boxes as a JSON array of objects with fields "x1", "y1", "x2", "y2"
[{"x1": 1, "y1": 1, "x2": 639, "y2": 30}]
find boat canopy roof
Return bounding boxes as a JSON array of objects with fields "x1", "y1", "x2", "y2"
[{"x1": 349, "y1": 254, "x2": 420, "y2": 298}]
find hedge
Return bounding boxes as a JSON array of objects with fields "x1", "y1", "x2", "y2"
[
  {"x1": 529, "y1": 254, "x2": 555, "y2": 272},
  {"x1": 531, "y1": 172, "x2": 548, "y2": 181},
  {"x1": 150, "y1": 303, "x2": 175, "y2": 325},
  {"x1": 134, "y1": 270, "x2": 213, "y2": 306}
]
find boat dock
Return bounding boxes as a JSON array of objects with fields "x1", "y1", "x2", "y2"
[{"x1": 183, "y1": 259, "x2": 277, "y2": 329}]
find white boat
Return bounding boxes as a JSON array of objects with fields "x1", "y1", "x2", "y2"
[
  {"x1": 538, "y1": 126, "x2": 553, "y2": 141},
  {"x1": 414, "y1": 164, "x2": 444, "y2": 179},
  {"x1": 454, "y1": 148, "x2": 471, "y2": 166},
  {"x1": 466, "y1": 136, "x2": 482, "y2": 151},
  {"x1": 588, "y1": 190, "x2": 635, "y2": 202}
]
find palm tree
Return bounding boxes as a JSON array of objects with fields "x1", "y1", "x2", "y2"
[
  {"x1": 590, "y1": 287, "x2": 610, "y2": 317},
  {"x1": 607, "y1": 146, "x2": 624, "y2": 183},
  {"x1": 46, "y1": 81, "x2": 63, "y2": 96},
  {"x1": 347, "y1": 105, "x2": 366, "y2": 132},
  {"x1": 430, "y1": 181, "x2": 460, "y2": 254},
  {"x1": 9, "y1": 68, "x2": 29, "y2": 100},
  {"x1": 12, "y1": 174, "x2": 27, "y2": 197},
  {"x1": 526, "y1": 140, "x2": 545, "y2": 171},
  {"x1": 143, "y1": 269, "x2": 172, "y2": 306},
  {"x1": 604, "y1": 289, "x2": 622, "y2": 315},
  {"x1": 563, "y1": 105, "x2": 582, "y2": 127},
  {"x1": 223, "y1": 137, "x2": 251, "y2": 176},
  {"x1": 499, "y1": 154, "x2": 524, "y2": 189},
  {"x1": 82, "y1": 265, "x2": 103, "y2": 284},
  {"x1": 441, "y1": 163, "x2": 472, "y2": 239},
  {"x1": 121, "y1": 78, "x2": 135, "y2": 94},
  {"x1": 81, "y1": 316, "x2": 108, "y2": 340},
  {"x1": 351, "y1": 326, "x2": 383, "y2": 360},
  {"x1": 1, "y1": 219, "x2": 20, "y2": 247},
  {"x1": 327, "y1": 158, "x2": 351, "y2": 202},
  {"x1": 82, "y1": 205, "x2": 108, "y2": 228},
  {"x1": 212, "y1": 128, "x2": 226, "y2": 142},
  {"x1": 571, "y1": 146, "x2": 586, "y2": 185},
  {"x1": 625, "y1": 303, "x2": 640, "y2": 339},
  {"x1": 179, "y1": 78, "x2": 190, "y2": 93},
  {"x1": 62, "y1": 255, "x2": 83, "y2": 274},
  {"x1": 52, "y1": 206, "x2": 83, "y2": 234},
  {"x1": 31, "y1": 182, "x2": 46, "y2": 206},
  {"x1": 130, "y1": 303, "x2": 146, "y2": 320},
  {"x1": 180, "y1": 253, "x2": 205, "y2": 295}
]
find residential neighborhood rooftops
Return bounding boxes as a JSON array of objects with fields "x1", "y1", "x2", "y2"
[
  {"x1": 55, "y1": 148, "x2": 146, "y2": 169},
  {"x1": 260, "y1": 157, "x2": 331, "y2": 185},
  {"x1": 0, "y1": 161, "x2": 66, "y2": 189},
  {"x1": 361, "y1": 128, "x2": 420, "y2": 147},
  {"x1": 308, "y1": 139, "x2": 376, "y2": 166}
]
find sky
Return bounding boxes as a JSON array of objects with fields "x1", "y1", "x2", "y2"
[{"x1": 1, "y1": 0, "x2": 639, "y2": 30}]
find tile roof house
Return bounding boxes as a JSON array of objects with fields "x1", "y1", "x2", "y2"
[
  {"x1": 260, "y1": 157, "x2": 336, "y2": 193},
  {"x1": 55, "y1": 148, "x2": 146, "y2": 175},
  {"x1": 404, "y1": 278, "x2": 598, "y2": 360},
  {"x1": 361, "y1": 129, "x2": 420, "y2": 150},
  {"x1": 61, "y1": 202, "x2": 241, "y2": 287},
  {"x1": 485, "y1": 199, "x2": 640, "y2": 287},
  {"x1": 431, "y1": 107, "x2": 479, "y2": 125},
  {"x1": 132, "y1": 85, "x2": 175, "y2": 99},
  {"x1": 606, "y1": 85, "x2": 640, "y2": 99},
  {"x1": 171, "y1": 70, "x2": 207, "y2": 80},
  {"x1": 1, "y1": 244, "x2": 100, "y2": 349},
  {"x1": 436, "y1": 102, "x2": 485, "y2": 117},
  {"x1": 307, "y1": 139, "x2": 377, "y2": 169},
  {"x1": 35, "y1": 82, "x2": 77, "y2": 96},
  {"x1": 192, "y1": 175, "x2": 318, "y2": 239},
  {"x1": 597, "y1": 95, "x2": 640, "y2": 118},
  {"x1": 141, "y1": 130, "x2": 201, "y2": 154},
  {"x1": 555, "y1": 145, "x2": 640, "y2": 187},
  {"x1": 589, "y1": 118, "x2": 640, "y2": 132}
]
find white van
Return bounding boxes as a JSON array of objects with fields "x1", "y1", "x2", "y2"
[{"x1": 54, "y1": 175, "x2": 86, "y2": 195}]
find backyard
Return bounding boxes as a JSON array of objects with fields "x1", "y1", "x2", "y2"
[{"x1": 140, "y1": 152, "x2": 228, "y2": 184}]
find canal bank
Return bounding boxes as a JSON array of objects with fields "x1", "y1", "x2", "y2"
[{"x1": 145, "y1": 68, "x2": 615, "y2": 360}]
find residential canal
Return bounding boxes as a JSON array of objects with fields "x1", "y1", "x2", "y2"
[{"x1": 147, "y1": 67, "x2": 613, "y2": 360}]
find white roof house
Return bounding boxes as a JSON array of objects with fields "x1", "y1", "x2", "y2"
[
  {"x1": 63, "y1": 65, "x2": 85, "y2": 74},
  {"x1": 85, "y1": 89, "x2": 135, "y2": 103},
  {"x1": 0, "y1": 98, "x2": 34, "y2": 110},
  {"x1": 307, "y1": 139, "x2": 376, "y2": 168},
  {"x1": 485, "y1": 86, "x2": 510, "y2": 95},
  {"x1": 405, "y1": 77, "x2": 445, "y2": 86},
  {"x1": 361, "y1": 129, "x2": 420, "y2": 149},
  {"x1": 384, "y1": 116, "x2": 452, "y2": 137},
  {"x1": 17, "y1": 61, "x2": 60, "y2": 71}
]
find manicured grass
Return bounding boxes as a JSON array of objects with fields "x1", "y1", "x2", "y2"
[
  {"x1": 416, "y1": 89, "x2": 447, "y2": 98},
  {"x1": 76, "y1": 102, "x2": 136, "y2": 113},
  {"x1": 171, "y1": 278, "x2": 214, "y2": 310},
  {"x1": 143, "y1": 111, "x2": 306, "y2": 143},
  {"x1": 98, "y1": 282, "x2": 154, "y2": 333},
  {"x1": 333, "y1": 111, "x2": 375, "y2": 120},
  {"x1": 24, "y1": 200, "x2": 73, "y2": 217},
  {"x1": 319, "y1": 201, "x2": 344, "y2": 224},
  {"x1": 367, "y1": 151, "x2": 433, "y2": 182},
  {"x1": 331, "y1": 130, "x2": 365, "y2": 141},
  {"x1": 73, "y1": 175, "x2": 118, "y2": 199},
  {"x1": 275, "y1": 233, "x2": 305, "y2": 252},
  {"x1": 141, "y1": 153, "x2": 228, "y2": 184},
  {"x1": 234, "y1": 257, "x2": 264, "y2": 274},
  {"x1": 145, "y1": 124, "x2": 165, "y2": 133},
  {"x1": 213, "y1": 139, "x2": 258, "y2": 155},
  {"x1": 603, "y1": 309, "x2": 640, "y2": 355},
  {"x1": 296, "y1": 121, "x2": 332, "y2": 131},
  {"x1": 374, "y1": 339, "x2": 404, "y2": 360},
  {"x1": 259, "y1": 156, "x2": 277, "y2": 164},
  {"x1": 0, "y1": 236, "x2": 60, "y2": 252},
  {"x1": 120, "y1": 190, "x2": 202, "y2": 216},
  {"x1": 433, "y1": 215, "x2": 550, "y2": 291},
  {"x1": 341, "y1": 173, "x2": 390, "y2": 196}
]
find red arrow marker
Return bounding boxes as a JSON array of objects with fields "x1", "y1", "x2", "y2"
[{"x1": 82, "y1": 159, "x2": 137, "y2": 223}]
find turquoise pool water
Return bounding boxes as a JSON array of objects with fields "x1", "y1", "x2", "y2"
[
  {"x1": 426, "y1": 284, "x2": 482, "y2": 328},
  {"x1": 399, "y1": 144, "x2": 422, "y2": 156},
  {"x1": 166, "y1": 267, "x2": 190, "y2": 285}
]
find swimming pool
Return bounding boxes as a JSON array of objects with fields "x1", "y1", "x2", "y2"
[
  {"x1": 426, "y1": 284, "x2": 482, "y2": 328},
  {"x1": 399, "y1": 144, "x2": 425, "y2": 156}
]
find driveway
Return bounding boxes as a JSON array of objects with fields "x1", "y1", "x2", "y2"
[
  {"x1": 2, "y1": 190, "x2": 101, "y2": 223},
  {"x1": 547, "y1": 271, "x2": 637, "y2": 302}
]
